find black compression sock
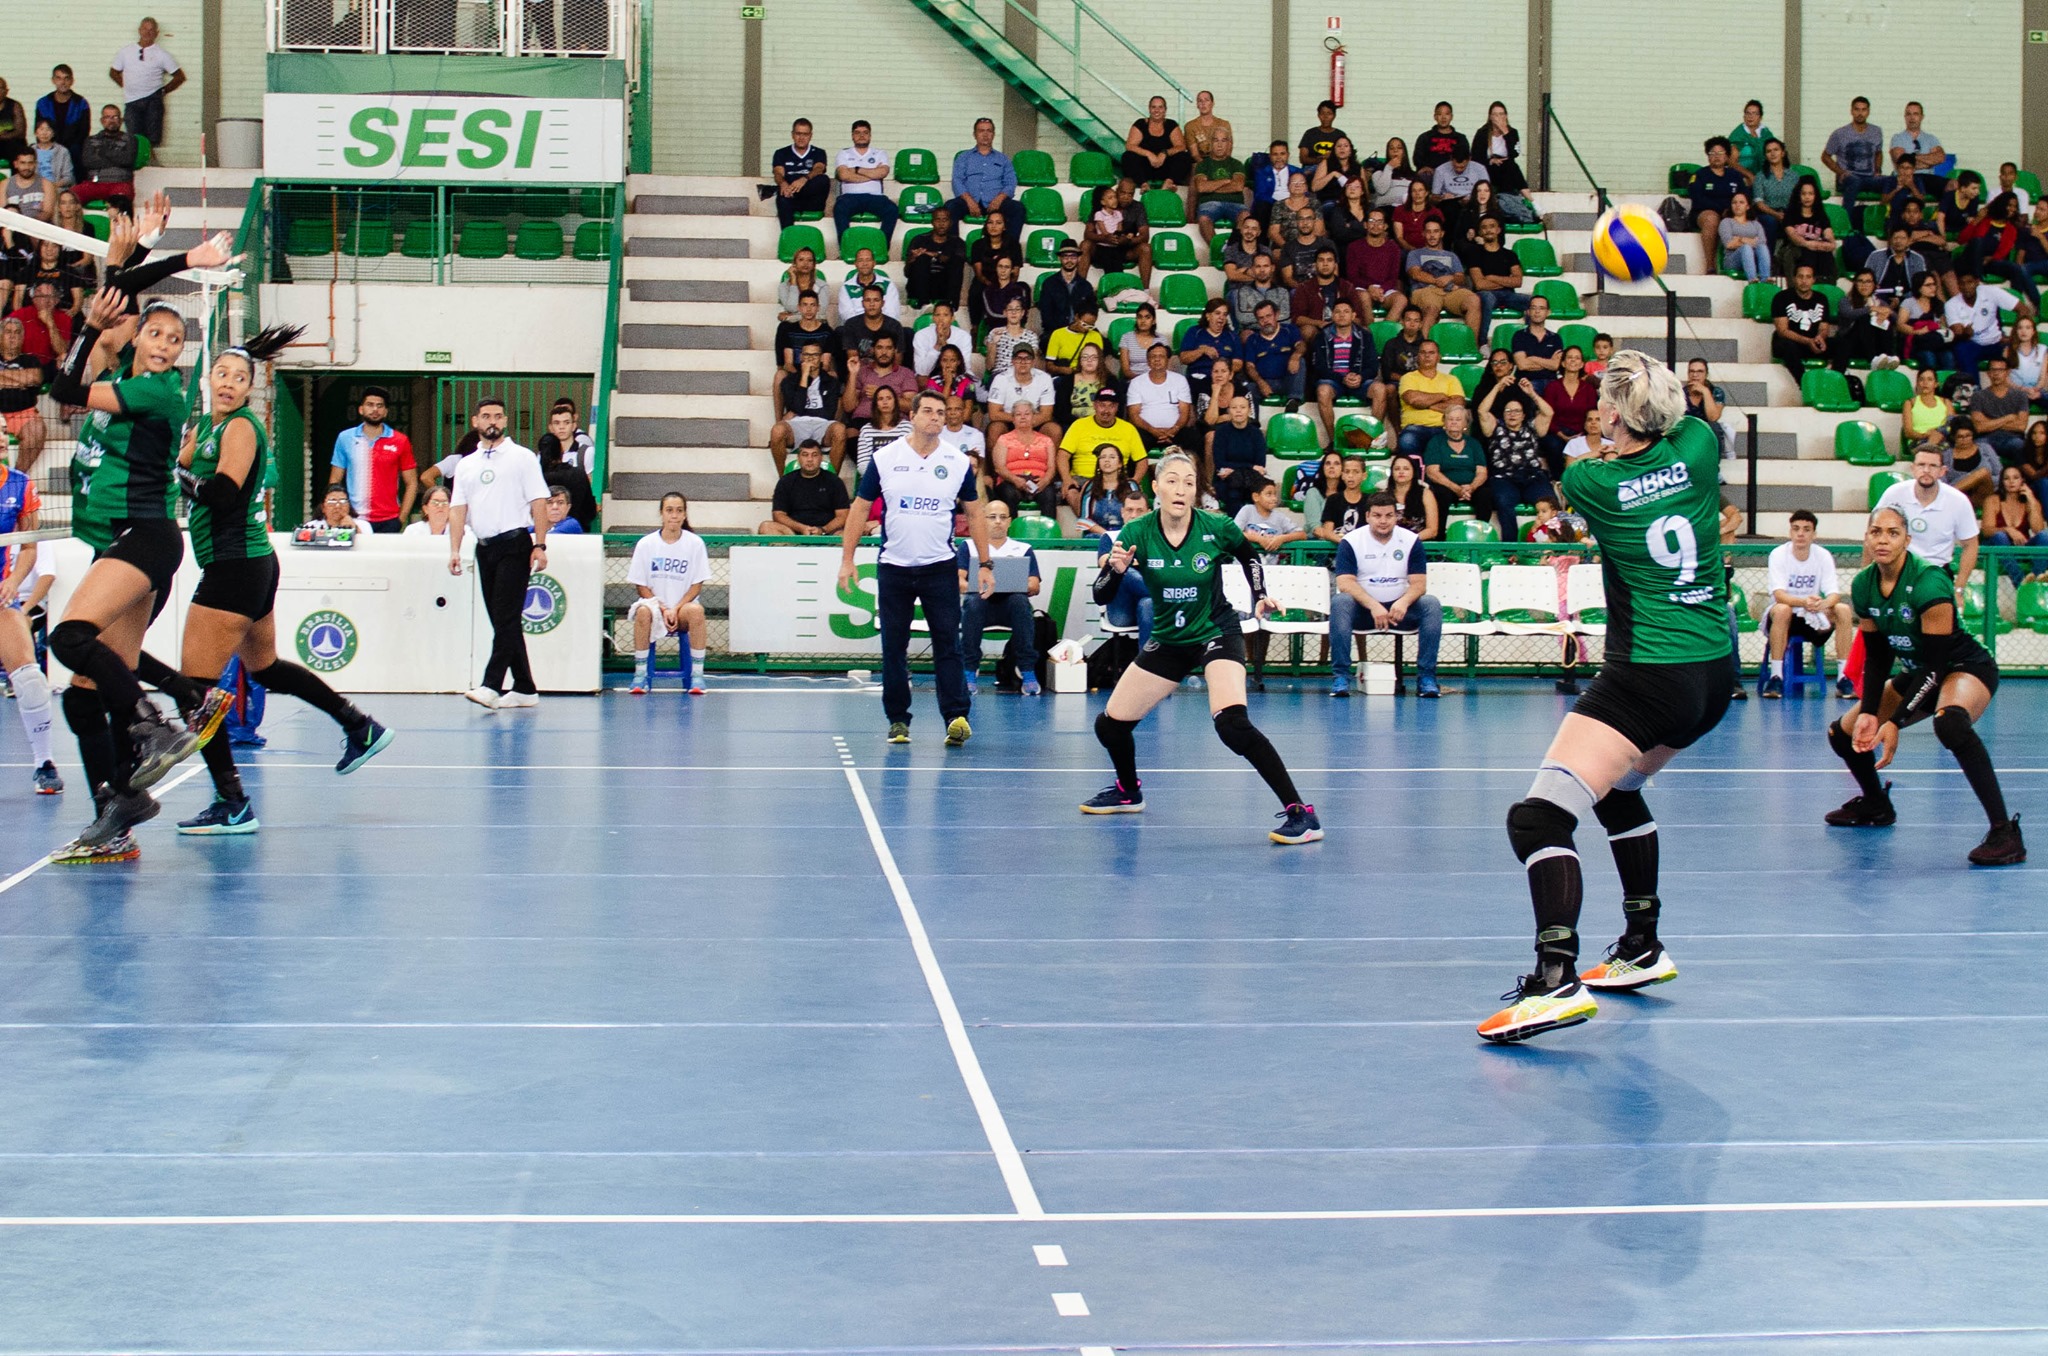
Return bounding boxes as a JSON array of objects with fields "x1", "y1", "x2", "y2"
[
  {"x1": 61, "y1": 686, "x2": 116, "y2": 799},
  {"x1": 1622, "y1": 896, "x2": 1661, "y2": 946},
  {"x1": 1935, "y1": 707, "x2": 2009, "y2": 827},
  {"x1": 1094, "y1": 712, "x2": 1140, "y2": 792},
  {"x1": 1828, "y1": 720, "x2": 1887, "y2": 799},
  {"x1": 138, "y1": 652, "x2": 204, "y2": 714},
  {"x1": 252, "y1": 660, "x2": 361, "y2": 727},
  {"x1": 1530, "y1": 857, "x2": 1584, "y2": 944},
  {"x1": 1594, "y1": 789, "x2": 1659, "y2": 899},
  {"x1": 198, "y1": 721, "x2": 245, "y2": 802},
  {"x1": 1213, "y1": 705, "x2": 1304, "y2": 808}
]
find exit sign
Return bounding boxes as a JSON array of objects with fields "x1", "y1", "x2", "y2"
[
  {"x1": 2032, "y1": 28, "x2": 2047, "y2": 41},
  {"x1": 740, "y1": 4, "x2": 764, "y2": 17},
  {"x1": 424, "y1": 350, "x2": 452, "y2": 364}
]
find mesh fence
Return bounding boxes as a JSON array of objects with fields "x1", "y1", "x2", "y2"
[
  {"x1": 268, "y1": 185, "x2": 614, "y2": 287},
  {"x1": 277, "y1": 0, "x2": 379, "y2": 51},
  {"x1": 272, "y1": 0, "x2": 621, "y2": 54},
  {"x1": 390, "y1": 0, "x2": 504, "y2": 53},
  {"x1": 515, "y1": 0, "x2": 617, "y2": 55}
]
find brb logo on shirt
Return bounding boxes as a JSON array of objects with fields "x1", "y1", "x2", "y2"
[
  {"x1": 1616, "y1": 464, "x2": 1692, "y2": 505},
  {"x1": 521, "y1": 572, "x2": 567, "y2": 634},
  {"x1": 296, "y1": 609, "x2": 358, "y2": 672}
]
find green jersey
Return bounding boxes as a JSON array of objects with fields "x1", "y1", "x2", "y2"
[
  {"x1": 187, "y1": 407, "x2": 274, "y2": 567},
  {"x1": 1559, "y1": 415, "x2": 1731, "y2": 664},
  {"x1": 1117, "y1": 508, "x2": 1251, "y2": 646},
  {"x1": 72, "y1": 367, "x2": 186, "y2": 552},
  {"x1": 1850, "y1": 552, "x2": 1992, "y2": 668}
]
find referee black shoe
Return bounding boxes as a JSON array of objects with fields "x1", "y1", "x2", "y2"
[
  {"x1": 1969, "y1": 816, "x2": 2026, "y2": 866},
  {"x1": 1824, "y1": 784, "x2": 1896, "y2": 827}
]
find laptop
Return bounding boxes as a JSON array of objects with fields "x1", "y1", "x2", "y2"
[{"x1": 987, "y1": 555, "x2": 1032, "y2": 594}]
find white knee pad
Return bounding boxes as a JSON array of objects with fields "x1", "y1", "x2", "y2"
[{"x1": 9, "y1": 663, "x2": 50, "y2": 711}]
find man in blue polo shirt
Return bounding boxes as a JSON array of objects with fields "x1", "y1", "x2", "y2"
[
  {"x1": 772, "y1": 118, "x2": 830, "y2": 229},
  {"x1": 948, "y1": 117, "x2": 1023, "y2": 250},
  {"x1": 840, "y1": 390, "x2": 993, "y2": 747}
]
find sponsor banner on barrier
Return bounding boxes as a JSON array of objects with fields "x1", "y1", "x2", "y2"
[
  {"x1": 726, "y1": 545, "x2": 1107, "y2": 657},
  {"x1": 264, "y1": 93, "x2": 624, "y2": 183}
]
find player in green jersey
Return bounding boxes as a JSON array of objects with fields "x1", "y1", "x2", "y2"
[
  {"x1": 1823, "y1": 504, "x2": 2023, "y2": 864},
  {"x1": 1481, "y1": 352, "x2": 1740, "y2": 1044},
  {"x1": 1083, "y1": 451, "x2": 1322, "y2": 844},
  {"x1": 170, "y1": 326, "x2": 394, "y2": 836}
]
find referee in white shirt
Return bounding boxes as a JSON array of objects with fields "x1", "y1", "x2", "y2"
[
  {"x1": 447, "y1": 397, "x2": 551, "y2": 710},
  {"x1": 839, "y1": 391, "x2": 992, "y2": 746}
]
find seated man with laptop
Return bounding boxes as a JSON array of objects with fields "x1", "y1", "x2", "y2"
[{"x1": 955, "y1": 498, "x2": 1044, "y2": 696}]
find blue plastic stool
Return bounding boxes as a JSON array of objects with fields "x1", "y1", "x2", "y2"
[{"x1": 1758, "y1": 633, "x2": 1827, "y2": 696}]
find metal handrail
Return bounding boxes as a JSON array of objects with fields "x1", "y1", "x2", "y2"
[{"x1": 971, "y1": 0, "x2": 1191, "y2": 125}]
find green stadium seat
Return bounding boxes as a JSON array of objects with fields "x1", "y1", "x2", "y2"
[
  {"x1": 1741, "y1": 281, "x2": 1777, "y2": 322},
  {"x1": 1360, "y1": 463, "x2": 1390, "y2": 493},
  {"x1": 1070, "y1": 151, "x2": 1116, "y2": 188},
  {"x1": 1100, "y1": 271, "x2": 1146, "y2": 309},
  {"x1": 1022, "y1": 186, "x2": 1066, "y2": 226},
  {"x1": 1160, "y1": 274, "x2": 1208, "y2": 314},
  {"x1": 1789, "y1": 164, "x2": 1822, "y2": 187},
  {"x1": 1431, "y1": 321, "x2": 1481, "y2": 362},
  {"x1": 1801, "y1": 368, "x2": 1859, "y2": 412},
  {"x1": 400, "y1": 220, "x2": 447, "y2": 258},
  {"x1": 1489, "y1": 322, "x2": 1522, "y2": 353},
  {"x1": 2017, "y1": 578, "x2": 2048, "y2": 632},
  {"x1": 284, "y1": 218, "x2": 335, "y2": 256},
  {"x1": 1512, "y1": 238, "x2": 1561, "y2": 277},
  {"x1": 1864, "y1": 367, "x2": 1913, "y2": 413},
  {"x1": 2018, "y1": 170, "x2": 2044, "y2": 200},
  {"x1": 1334, "y1": 413, "x2": 1387, "y2": 455},
  {"x1": 1451, "y1": 363, "x2": 1485, "y2": 397},
  {"x1": 1823, "y1": 203, "x2": 1854, "y2": 239},
  {"x1": 1532, "y1": 280, "x2": 1585, "y2": 319},
  {"x1": 1504, "y1": 217, "x2": 1545, "y2": 236},
  {"x1": 514, "y1": 221, "x2": 564, "y2": 260},
  {"x1": 1025, "y1": 229, "x2": 1071, "y2": 268},
  {"x1": 1668, "y1": 163, "x2": 1701, "y2": 194},
  {"x1": 1265, "y1": 412, "x2": 1323, "y2": 458},
  {"x1": 1812, "y1": 282, "x2": 1845, "y2": 314},
  {"x1": 898, "y1": 185, "x2": 942, "y2": 222},
  {"x1": 343, "y1": 219, "x2": 392, "y2": 256},
  {"x1": 1862, "y1": 203, "x2": 1888, "y2": 236},
  {"x1": 579, "y1": 187, "x2": 609, "y2": 218},
  {"x1": 1106, "y1": 316, "x2": 1134, "y2": 351},
  {"x1": 458, "y1": 221, "x2": 508, "y2": 259},
  {"x1": 1448, "y1": 519, "x2": 1500, "y2": 543},
  {"x1": 1960, "y1": 573, "x2": 2012, "y2": 633},
  {"x1": 838, "y1": 224, "x2": 888, "y2": 262},
  {"x1": 778, "y1": 224, "x2": 825, "y2": 263},
  {"x1": 895, "y1": 148, "x2": 939, "y2": 185},
  {"x1": 840, "y1": 197, "x2": 888, "y2": 224},
  {"x1": 1141, "y1": 189, "x2": 1186, "y2": 228},
  {"x1": 134, "y1": 133, "x2": 152, "y2": 168},
  {"x1": 1729, "y1": 582, "x2": 1758, "y2": 631},
  {"x1": 1171, "y1": 316, "x2": 1200, "y2": 351},
  {"x1": 1558, "y1": 323, "x2": 1598, "y2": 355},
  {"x1": 1868, "y1": 469, "x2": 1910, "y2": 509},
  {"x1": 1008, "y1": 511, "x2": 1064, "y2": 541},
  {"x1": 1210, "y1": 234, "x2": 1230, "y2": 267},
  {"x1": 571, "y1": 219, "x2": 608, "y2": 261},
  {"x1": 80, "y1": 209, "x2": 110, "y2": 240},
  {"x1": 1370, "y1": 320, "x2": 1400, "y2": 350},
  {"x1": 1836, "y1": 420, "x2": 1891, "y2": 466},
  {"x1": 1151, "y1": 231, "x2": 1197, "y2": 271},
  {"x1": 1013, "y1": 149, "x2": 1057, "y2": 188}
]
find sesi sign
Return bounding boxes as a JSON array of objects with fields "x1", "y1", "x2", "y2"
[{"x1": 263, "y1": 93, "x2": 623, "y2": 183}]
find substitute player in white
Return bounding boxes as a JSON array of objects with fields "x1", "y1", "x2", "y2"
[
  {"x1": 628, "y1": 492, "x2": 711, "y2": 695},
  {"x1": 1761, "y1": 508, "x2": 1856, "y2": 698}
]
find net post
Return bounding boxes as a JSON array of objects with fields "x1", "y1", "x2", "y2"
[
  {"x1": 1745, "y1": 412, "x2": 1761, "y2": 537},
  {"x1": 1665, "y1": 289, "x2": 1677, "y2": 370}
]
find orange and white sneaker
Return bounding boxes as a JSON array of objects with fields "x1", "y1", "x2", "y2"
[
  {"x1": 1580, "y1": 939, "x2": 1678, "y2": 992},
  {"x1": 1478, "y1": 971, "x2": 1598, "y2": 1044}
]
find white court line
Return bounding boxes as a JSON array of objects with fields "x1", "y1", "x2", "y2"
[
  {"x1": 837, "y1": 737, "x2": 1044, "y2": 1219},
  {"x1": 6, "y1": 1196, "x2": 2048, "y2": 1227},
  {"x1": 36, "y1": 759, "x2": 2044, "y2": 775},
  {"x1": 1033, "y1": 1244, "x2": 1068, "y2": 1266},
  {"x1": 1051, "y1": 1291, "x2": 1090, "y2": 1317},
  {"x1": 0, "y1": 764, "x2": 204, "y2": 894},
  {"x1": 0, "y1": 1013, "x2": 2038, "y2": 1031}
]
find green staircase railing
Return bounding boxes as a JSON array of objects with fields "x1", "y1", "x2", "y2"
[{"x1": 902, "y1": 0, "x2": 1191, "y2": 158}]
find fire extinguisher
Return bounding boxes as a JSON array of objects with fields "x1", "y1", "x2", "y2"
[{"x1": 1325, "y1": 17, "x2": 1346, "y2": 108}]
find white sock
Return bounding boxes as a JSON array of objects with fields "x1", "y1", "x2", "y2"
[
  {"x1": 690, "y1": 649, "x2": 707, "y2": 684},
  {"x1": 11, "y1": 663, "x2": 52, "y2": 767}
]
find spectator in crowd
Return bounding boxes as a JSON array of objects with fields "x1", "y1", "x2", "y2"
[
  {"x1": 1830, "y1": 270, "x2": 1904, "y2": 373},
  {"x1": 771, "y1": 118, "x2": 830, "y2": 230},
  {"x1": 985, "y1": 343, "x2": 1056, "y2": 446},
  {"x1": 1309, "y1": 296, "x2": 1378, "y2": 440},
  {"x1": 1392, "y1": 177, "x2": 1444, "y2": 253},
  {"x1": 1400, "y1": 340, "x2": 1466, "y2": 462},
  {"x1": 1343, "y1": 207, "x2": 1407, "y2": 323},
  {"x1": 1475, "y1": 346, "x2": 1536, "y2": 426},
  {"x1": 1192, "y1": 130, "x2": 1248, "y2": 242},
  {"x1": 775, "y1": 288, "x2": 840, "y2": 384},
  {"x1": 955, "y1": 498, "x2": 1041, "y2": 696},
  {"x1": 2009, "y1": 315, "x2": 2047, "y2": 400},
  {"x1": 1877, "y1": 444, "x2": 1981, "y2": 578},
  {"x1": 1971, "y1": 356, "x2": 2031, "y2": 464},
  {"x1": 404, "y1": 484, "x2": 451, "y2": 538},
  {"x1": 1461, "y1": 215, "x2": 1525, "y2": 342},
  {"x1": 1378, "y1": 305, "x2": 1428, "y2": 405},
  {"x1": 1279, "y1": 206, "x2": 1333, "y2": 289},
  {"x1": 1775, "y1": 177, "x2": 1839, "y2": 284},
  {"x1": 0, "y1": 83, "x2": 24, "y2": 165},
  {"x1": 1447, "y1": 179, "x2": 1506, "y2": 252},
  {"x1": 965, "y1": 209, "x2": 1023, "y2": 323},
  {"x1": 327, "y1": 386, "x2": 415, "y2": 533},
  {"x1": 1208, "y1": 393, "x2": 1267, "y2": 516},
  {"x1": 1478, "y1": 102, "x2": 1526, "y2": 195},
  {"x1": 1183, "y1": 90, "x2": 1230, "y2": 161},
  {"x1": 1900, "y1": 364, "x2": 1953, "y2": 446},
  {"x1": 1900, "y1": 274, "x2": 1951, "y2": 367},
  {"x1": 833, "y1": 119, "x2": 897, "y2": 245},
  {"x1": 1299, "y1": 101, "x2": 1348, "y2": 166},
  {"x1": 1891, "y1": 101, "x2": 1950, "y2": 196},
  {"x1": 1870, "y1": 225, "x2": 1931, "y2": 304},
  {"x1": 1891, "y1": 192, "x2": 1948, "y2": 262},
  {"x1": 1081, "y1": 181, "x2": 1153, "y2": 287},
  {"x1": 1266, "y1": 170, "x2": 1318, "y2": 254},
  {"x1": 1750, "y1": 138, "x2": 1798, "y2": 245},
  {"x1": 1228, "y1": 250, "x2": 1290, "y2": 333},
  {"x1": 35, "y1": 67, "x2": 90, "y2": 168},
  {"x1": 1728, "y1": 99, "x2": 1774, "y2": 178},
  {"x1": 318, "y1": 485, "x2": 369, "y2": 537},
  {"x1": 948, "y1": 117, "x2": 1023, "y2": 244},
  {"x1": 1944, "y1": 423, "x2": 1998, "y2": 507},
  {"x1": 758, "y1": 438, "x2": 851, "y2": 536},
  {"x1": 777, "y1": 248, "x2": 826, "y2": 325},
  {"x1": 1240, "y1": 298, "x2": 1306, "y2": 409},
  {"x1": 1687, "y1": 137, "x2": 1742, "y2": 265},
  {"x1": 1036, "y1": 239, "x2": 1098, "y2": 336},
  {"x1": 837, "y1": 285, "x2": 908, "y2": 365},
  {"x1": 1683, "y1": 358, "x2": 1731, "y2": 457},
  {"x1": 837, "y1": 247, "x2": 903, "y2": 323},
  {"x1": 913, "y1": 301, "x2": 972, "y2": 379},
  {"x1": 842, "y1": 337, "x2": 918, "y2": 434},
  {"x1": 1329, "y1": 491, "x2": 1442, "y2": 698},
  {"x1": 1404, "y1": 218, "x2": 1482, "y2": 335},
  {"x1": 1370, "y1": 136, "x2": 1416, "y2": 208},
  {"x1": 1126, "y1": 343, "x2": 1192, "y2": 451},
  {"x1": 111, "y1": 16, "x2": 185, "y2": 147},
  {"x1": 1541, "y1": 345, "x2": 1596, "y2": 470},
  {"x1": 0, "y1": 317, "x2": 46, "y2": 473},
  {"x1": 72, "y1": 105, "x2": 136, "y2": 209},
  {"x1": 1297, "y1": 449, "x2": 1344, "y2": 529},
  {"x1": 1385, "y1": 444, "x2": 1438, "y2": 539},
  {"x1": 1236, "y1": 472, "x2": 1305, "y2": 555},
  {"x1": 936, "y1": 390, "x2": 986, "y2": 464},
  {"x1": 989, "y1": 400, "x2": 1060, "y2": 516},
  {"x1": 5, "y1": 149, "x2": 54, "y2": 224},
  {"x1": 1178, "y1": 298, "x2": 1241, "y2": 411},
  {"x1": 1116, "y1": 302, "x2": 1165, "y2": 380},
  {"x1": 538, "y1": 408, "x2": 596, "y2": 528},
  {"x1": 543, "y1": 484, "x2": 584, "y2": 535},
  {"x1": 1509, "y1": 293, "x2": 1562, "y2": 375},
  {"x1": 1043, "y1": 302, "x2": 1104, "y2": 380},
  {"x1": 772, "y1": 338, "x2": 848, "y2": 470},
  {"x1": 1222, "y1": 212, "x2": 1270, "y2": 284},
  {"x1": 1477, "y1": 377, "x2": 1553, "y2": 540},
  {"x1": 1822, "y1": 96, "x2": 1886, "y2": 210},
  {"x1": 1315, "y1": 454, "x2": 1371, "y2": 540},
  {"x1": 1429, "y1": 139, "x2": 1489, "y2": 210},
  {"x1": 1413, "y1": 103, "x2": 1465, "y2": 173},
  {"x1": 1121, "y1": 95, "x2": 1192, "y2": 189},
  {"x1": 14, "y1": 239, "x2": 86, "y2": 315},
  {"x1": 1771, "y1": 263, "x2": 1833, "y2": 382},
  {"x1": 1249, "y1": 139, "x2": 1293, "y2": 229},
  {"x1": 1193, "y1": 355, "x2": 1242, "y2": 432},
  {"x1": 1719, "y1": 190, "x2": 1770, "y2": 281},
  {"x1": 1983, "y1": 463, "x2": 2048, "y2": 584},
  {"x1": 32, "y1": 121, "x2": 73, "y2": 191},
  {"x1": 851, "y1": 384, "x2": 911, "y2": 478},
  {"x1": 1997, "y1": 161, "x2": 2033, "y2": 213},
  {"x1": 2017, "y1": 419, "x2": 2048, "y2": 500},
  {"x1": 904, "y1": 206, "x2": 966, "y2": 309},
  {"x1": 1760, "y1": 508, "x2": 1856, "y2": 698},
  {"x1": 982, "y1": 294, "x2": 1036, "y2": 387},
  {"x1": 1290, "y1": 243, "x2": 1365, "y2": 343},
  {"x1": 1073, "y1": 442, "x2": 1141, "y2": 536},
  {"x1": 1311, "y1": 137, "x2": 1366, "y2": 207},
  {"x1": 1423, "y1": 403, "x2": 1491, "y2": 524},
  {"x1": 976, "y1": 257, "x2": 1031, "y2": 339},
  {"x1": 1052, "y1": 339, "x2": 1114, "y2": 428},
  {"x1": 1060, "y1": 388, "x2": 1146, "y2": 501},
  {"x1": 1946, "y1": 269, "x2": 2031, "y2": 380},
  {"x1": 626, "y1": 492, "x2": 710, "y2": 695}
]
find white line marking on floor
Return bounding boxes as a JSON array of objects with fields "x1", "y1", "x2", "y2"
[
  {"x1": 1079, "y1": 1346, "x2": 1115, "y2": 1355},
  {"x1": 840, "y1": 745, "x2": 1044, "y2": 1219},
  {"x1": 1051, "y1": 1292, "x2": 1089, "y2": 1317},
  {"x1": 93, "y1": 760, "x2": 2048, "y2": 775},
  {"x1": 0, "y1": 764, "x2": 204, "y2": 891},
  {"x1": 1033, "y1": 1244, "x2": 1067, "y2": 1266}
]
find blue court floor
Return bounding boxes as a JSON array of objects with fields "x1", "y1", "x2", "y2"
[{"x1": 1, "y1": 672, "x2": 2044, "y2": 1353}]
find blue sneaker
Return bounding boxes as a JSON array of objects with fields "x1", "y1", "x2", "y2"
[
  {"x1": 1330, "y1": 671, "x2": 1351, "y2": 698},
  {"x1": 33, "y1": 761, "x2": 62, "y2": 795},
  {"x1": 336, "y1": 717, "x2": 393, "y2": 775},
  {"x1": 1270, "y1": 803, "x2": 1324, "y2": 844},
  {"x1": 1418, "y1": 679, "x2": 1441, "y2": 699},
  {"x1": 1761, "y1": 674, "x2": 1784, "y2": 700},
  {"x1": 963, "y1": 671, "x2": 978, "y2": 697},
  {"x1": 177, "y1": 797, "x2": 259, "y2": 835},
  {"x1": 1022, "y1": 675, "x2": 1041, "y2": 696}
]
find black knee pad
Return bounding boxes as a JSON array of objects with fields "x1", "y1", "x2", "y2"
[
  {"x1": 60, "y1": 683, "x2": 105, "y2": 732},
  {"x1": 1594, "y1": 788, "x2": 1653, "y2": 837},
  {"x1": 1211, "y1": 703, "x2": 1259, "y2": 754},
  {"x1": 1094, "y1": 710, "x2": 1137, "y2": 745},
  {"x1": 47, "y1": 620, "x2": 101, "y2": 671},
  {"x1": 1506, "y1": 796, "x2": 1579, "y2": 864},
  {"x1": 1933, "y1": 705, "x2": 1982, "y2": 754}
]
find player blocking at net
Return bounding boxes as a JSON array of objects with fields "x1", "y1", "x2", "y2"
[
  {"x1": 1083, "y1": 451, "x2": 1322, "y2": 845},
  {"x1": 1481, "y1": 352, "x2": 1737, "y2": 1043}
]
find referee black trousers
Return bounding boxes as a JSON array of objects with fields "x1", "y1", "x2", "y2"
[
  {"x1": 877, "y1": 560, "x2": 970, "y2": 727},
  {"x1": 476, "y1": 531, "x2": 537, "y2": 695}
]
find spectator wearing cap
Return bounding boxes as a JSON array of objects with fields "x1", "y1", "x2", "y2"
[
  {"x1": 758, "y1": 439, "x2": 852, "y2": 536},
  {"x1": 983, "y1": 344, "x2": 1058, "y2": 448},
  {"x1": 1036, "y1": 239, "x2": 1099, "y2": 335},
  {"x1": 833, "y1": 119, "x2": 898, "y2": 245},
  {"x1": 948, "y1": 117, "x2": 1024, "y2": 246},
  {"x1": 1059, "y1": 389, "x2": 1148, "y2": 504}
]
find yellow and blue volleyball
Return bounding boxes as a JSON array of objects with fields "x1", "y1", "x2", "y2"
[{"x1": 1590, "y1": 203, "x2": 1669, "y2": 282}]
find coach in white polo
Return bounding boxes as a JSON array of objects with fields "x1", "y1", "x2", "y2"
[
  {"x1": 839, "y1": 390, "x2": 992, "y2": 745},
  {"x1": 1875, "y1": 443, "x2": 1979, "y2": 587},
  {"x1": 447, "y1": 396, "x2": 551, "y2": 710}
]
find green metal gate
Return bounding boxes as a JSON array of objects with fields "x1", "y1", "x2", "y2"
[{"x1": 431, "y1": 374, "x2": 596, "y2": 462}]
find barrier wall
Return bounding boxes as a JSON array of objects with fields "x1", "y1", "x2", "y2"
[{"x1": 45, "y1": 533, "x2": 603, "y2": 693}]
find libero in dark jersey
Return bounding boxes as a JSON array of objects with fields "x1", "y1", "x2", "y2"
[
  {"x1": 1822, "y1": 504, "x2": 2023, "y2": 865},
  {"x1": 173, "y1": 327, "x2": 393, "y2": 836},
  {"x1": 1081, "y1": 451, "x2": 1322, "y2": 844},
  {"x1": 1481, "y1": 354, "x2": 1740, "y2": 1045}
]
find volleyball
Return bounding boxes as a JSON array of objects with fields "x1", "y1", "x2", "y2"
[{"x1": 1590, "y1": 203, "x2": 1670, "y2": 281}]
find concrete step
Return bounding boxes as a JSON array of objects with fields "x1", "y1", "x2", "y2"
[
  {"x1": 632, "y1": 194, "x2": 754, "y2": 216},
  {"x1": 628, "y1": 173, "x2": 769, "y2": 199},
  {"x1": 627, "y1": 278, "x2": 752, "y2": 304},
  {"x1": 612, "y1": 416, "x2": 753, "y2": 448},
  {"x1": 1593, "y1": 291, "x2": 1714, "y2": 318},
  {"x1": 620, "y1": 323, "x2": 753, "y2": 351},
  {"x1": 609, "y1": 470, "x2": 753, "y2": 503},
  {"x1": 614, "y1": 348, "x2": 778, "y2": 378},
  {"x1": 624, "y1": 301, "x2": 778, "y2": 348},
  {"x1": 605, "y1": 495, "x2": 768, "y2": 532},
  {"x1": 624, "y1": 255, "x2": 788, "y2": 285},
  {"x1": 627, "y1": 215, "x2": 778, "y2": 248},
  {"x1": 609, "y1": 446, "x2": 765, "y2": 475},
  {"x1": 1750, "y1": 510, "x2": 1870, "y2": 542},
  {"x1": 626, "y1": 236, "x2": 752, "y2": 259},
  {"x1": 614, "y1": 368, "x2": 754, "y2": 396},
  {"x1": 164, "y1": 186, "x2": 250, "y2": 208}
]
